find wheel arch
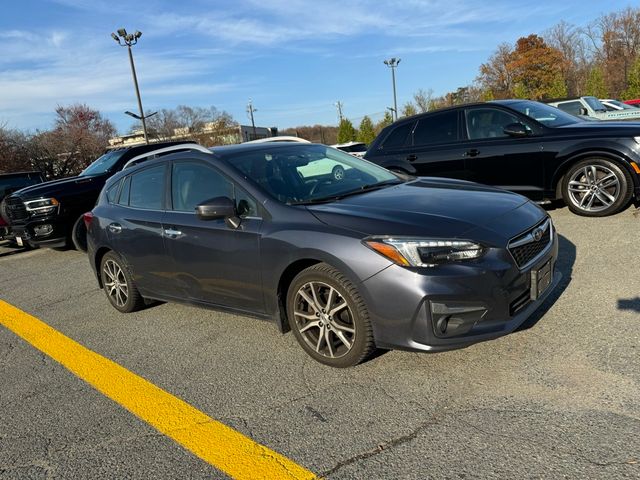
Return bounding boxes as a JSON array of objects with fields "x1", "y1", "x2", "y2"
[
  {"x1": 275, "y1": 258, "x2": 323, "y2": 333},
  {"x1": 93, "y1": 246, "x2": 112, "y2": 288},
  {"x1": 552, "y1": 150, "x2": 639, "y2": 200}
]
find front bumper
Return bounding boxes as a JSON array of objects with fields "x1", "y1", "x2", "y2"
[
  {"x1": 10, "y1": 220, "x2": 69, "y2": 248},
  {"x1": 360, "y1": 230, "x2": 560, "y2": 352}
]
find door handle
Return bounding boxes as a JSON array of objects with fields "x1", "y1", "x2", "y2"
[
  {"x1": 464, "y1": 149, "x2": 480, "y2": 157},
  {"x1": 108, "y1": 223, "x2": 122, "y2": 234},
  {"x1": 406, "y1": 154, "x2": 418, "y2": 162},
  {"x1": 163, "y1": 228, "x2": 183, "y2": 238}
]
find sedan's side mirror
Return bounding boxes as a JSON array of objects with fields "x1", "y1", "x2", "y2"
[
  {"x1": 196, "y1": 196, "x2": 236, "y2": 220},
  {"x1": 503, "y1": 122, "x2": 530, "y2": 137}
]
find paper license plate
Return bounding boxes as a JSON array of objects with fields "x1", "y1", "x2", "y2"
[
  {"x1": 15, "y1": 236, "x2": 24, "y2": 247},
  {"x1": 530, "y1": 259, "x2": 552, "y2": 300}
]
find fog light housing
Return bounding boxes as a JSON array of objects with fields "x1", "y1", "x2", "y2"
[
  {"x1": 33, "y1": 224, "x2": 53, "y2": 237},
  {"x1": 430, "y1": 302, "x2": 488, "y2": 338}
]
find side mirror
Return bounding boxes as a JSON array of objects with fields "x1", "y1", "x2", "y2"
[
  {"x1": 503, "y1": 122, "x2": 529, "y2": 137},
  {"x1": 579, "y1": 107, "x2": 588, "y2": 116},
  {"x1": 195, "y1": 196, "x2": 236, "y2": 220}
]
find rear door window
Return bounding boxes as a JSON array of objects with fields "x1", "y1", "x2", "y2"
[
  {"x1": 127, "y1": 165, "x2": 165, "y2": 210},
  {"x1": 381, "y1": 122, "x2": 414, "y2": 149},
  {"x1": 556, "y1": 101, "x2": 584, "y2": 116},
  {"x1": 412, "y1": 111, "x2": 459, "y2": 145}
]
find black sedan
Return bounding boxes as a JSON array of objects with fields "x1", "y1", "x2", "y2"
[
  {"x1": 364, "y1": 100, "x2": 640, "y2": 217},
  {"x1": 86, "y1": 142, "x2": 559, "y2": 367}
]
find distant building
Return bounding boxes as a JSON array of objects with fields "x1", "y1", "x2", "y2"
[{"x1": 108, "y1": 124, "x2": 277, "y2": 148}]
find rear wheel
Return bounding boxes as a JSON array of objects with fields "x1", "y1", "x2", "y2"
[
  {"x1": 100, "y1": 251, "x2": 145, "y2": 313},
  {"x1": 287, "y1": 263, "x2": 375, "y2": 367},
  {"x1": 562, "y1": 158, "x2": 633, "y2": 217}
]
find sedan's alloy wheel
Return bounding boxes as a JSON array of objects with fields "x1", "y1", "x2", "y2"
[
  {"x1": 293, "y1": 281, "x2": 356, "y2": 359},
  {"x1": 567, "y1": 164, "x2": 620, "y2": 213},
  {"x1": 103, "y1": 259, "x2": 129, "y2": 308}
]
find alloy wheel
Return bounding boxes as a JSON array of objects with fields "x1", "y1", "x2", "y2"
[
  {"x1": 567, "y1": 164, "x2": 620, "y2": 213},
  {"x1": 293, "y1": 281, "x2": 356, "y2": 359},
  {"x1": 103, "y1": 259, "x2": 129, "y2": 308}
]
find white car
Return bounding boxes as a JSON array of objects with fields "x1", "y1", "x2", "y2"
[{"x1": 330, "y1": 141, "x2": 368, "y2": 158}]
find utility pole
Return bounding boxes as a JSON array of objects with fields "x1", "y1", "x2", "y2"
[
  {"x1": 384, "y1": 58, "x2": 401, "y2": 121},
  {"x1": 246, "y1": 100, "x2": 257, "y2": 140},
  {"x1": 334, "y1": 101, "x2": 344, "y2": 123}
]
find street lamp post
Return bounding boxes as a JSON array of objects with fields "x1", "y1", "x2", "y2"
[
  {"x1": 383, "y1": 58, "x2": 401, "y2": 121},
  {"x1": 111, "y1": 28, "x2": 151, "y2": 145}
]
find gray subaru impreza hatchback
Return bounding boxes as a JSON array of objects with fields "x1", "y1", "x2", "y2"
[{"x1": 86, "y1": 142, "x2": 559, "y2": 367}]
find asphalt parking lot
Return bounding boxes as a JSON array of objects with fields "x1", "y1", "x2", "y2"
[{"x1": 1, "y1": 205, "x2": 639, "y2": 479}]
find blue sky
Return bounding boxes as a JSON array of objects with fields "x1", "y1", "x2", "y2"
[{"x1": 0, "y1": 0, "x2": 635, "y2": 134}]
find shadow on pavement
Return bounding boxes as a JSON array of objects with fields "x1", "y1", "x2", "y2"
[{"x1": 617, "y1": 297, "x2": 640, "y2": 312}]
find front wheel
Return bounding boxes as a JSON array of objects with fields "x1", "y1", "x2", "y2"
[
  {"x1": 562, "y1": 159, "x2": 633, "y2": 217},
  {"x1": 100, "y1": 251, "x2": 145, "y2": 313},
  {"x1": 287, "y1": 263, "x2": 375, "y2": 367}
]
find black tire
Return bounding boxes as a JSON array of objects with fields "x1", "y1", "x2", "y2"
[
  {"x1": 287, "y1": 263, "x2": 375, "y2": 368},
  {"x1": 100, "y1": 251, "x2": 145, "y2": 313},
  {"x1": 562, "y1": 158, "x2": 633, "y2": 217},
  {"x1": 0, "y1": 199, "x2": 10, "y2": 225},
  {"x1": 71, "y1": 215, "x2": 87, "y2": 252}
]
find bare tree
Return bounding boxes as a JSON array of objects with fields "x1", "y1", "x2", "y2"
[{"x1": 413, "y1": 88, "x2": 434, "y2": 112}]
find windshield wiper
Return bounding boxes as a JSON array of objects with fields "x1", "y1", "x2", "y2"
[{"x1": 290, "y1": 180, "x2": 402, "y2": 205}]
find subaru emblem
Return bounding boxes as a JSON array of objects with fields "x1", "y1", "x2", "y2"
[{"x1": 532, "y1": 228, "x2": 544, "y2": 242}]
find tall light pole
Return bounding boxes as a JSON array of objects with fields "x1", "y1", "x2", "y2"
[
  {"x1": 246, "y1": 100, "x2": 257, "y2": 140},
  {"x1": 334, "y1": 101, "x2": 344, "y2": 123},
  {"x1": 383, "y1": 58, "x2": 401, "y2": 121},
  {"x1": 111, "y1": 28, "x2": 151, "y2": 145}
]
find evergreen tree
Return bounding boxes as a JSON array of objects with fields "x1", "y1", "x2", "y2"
[
  {"x1": 623, "y1": 57, "x2": 640, "y2": 100},
  {"x1": 584, "y1": 66, "x2": 608, "y2": 98},
  {"x1": 357, "y1": 116, "x2": 376, "y2": 144},
  {"x1": 401, "y1": 102, "x2": 417, "y2": 117},
  {"x1": 337, "y1": 118, "x2": 357, "y2": 143},
  {"x1": 375, "y1": 111, "x2": 394, "y2": 134}
]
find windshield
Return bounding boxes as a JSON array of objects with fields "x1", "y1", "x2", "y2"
[
  {"x1": 507, "y1": 101, "x2": 580, "y2": 127},
  {"x1": 227, "y1": 144, "x2": 400, "y2": 204},
  {"x1": 584, "y1": 96, "x2": 607, "y2": 112},
  {"x1": 607, "y1": 99, "x2": 635, "y2": 110},
  {"x1": 80, "y1": 150, "x2": 126, "y2": 176}
]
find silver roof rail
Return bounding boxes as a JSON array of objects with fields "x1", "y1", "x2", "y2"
[{"x1": 122, "y1": 143, "x2": 213, "y2": 170}]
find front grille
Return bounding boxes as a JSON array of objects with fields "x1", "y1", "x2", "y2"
[
  {"x1": 4, "y1": 197, "x2": 28, "y2": 222},
  {"x1": 508, "y1": 218, "x2": 552, "y2": 268}
]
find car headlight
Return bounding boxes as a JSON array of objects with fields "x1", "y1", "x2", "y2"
[
  {"x1": 24, "y1": 198, "x2": 59, "y2": 214},
  {"x1": 364, "y1": 237, "x2": 486, "y2": 267}
]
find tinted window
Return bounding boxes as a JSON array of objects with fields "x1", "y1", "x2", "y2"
[
  {"x1": 171, "y1": 161, "x2": 233, "y2": 212},
  {"x1": 105, "y1": 179, "x2": 121, "y2": 204},
  {"x1": 466, "y1": 108, "x2": 527, "y2": 140},
  {"x1": 118, "y1": 176, "x2": 131, "y2": 206},
  {"x1": 556, "y1": 101, "x2": 584, "y2": 116},
  {"x1": 381, "y1": 123, "x2": 414, "y2": 149},
  {"x1": 128, "y1": 165, "x2": 165, "y2": 210},
  {"x1": 413, "y1": 111, "x2": 459, "y2": 145}
]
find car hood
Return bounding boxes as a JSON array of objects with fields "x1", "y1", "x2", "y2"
[
  {"x1": 11, "y1": 174, "x2": 104, "y2": 200},
  {"x1": 307, "y1": 178, "x2": 546, "y2": 243},
  {"x1": 556, "y1": 121, "x2": 640, "y2": 133}
]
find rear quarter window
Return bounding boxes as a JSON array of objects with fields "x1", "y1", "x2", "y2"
[{"x1": 381, "y1": 122, "x2": 414, "y2": 150}]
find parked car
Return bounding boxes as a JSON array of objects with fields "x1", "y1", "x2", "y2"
[
  {"x1": 0, "y1": 171, "x2": 45, "y2": 243},
  {"x1": 3, "y1": 141, "x2": 193, "y2": 250},
  {"x1": 331, "y1": 141, "x2": 368, "y2": 158},
  {"x1": 87, "y1": 142, "x2": 559, "y2": 367},
  {"x1": 546, "y1": 96, "x2": 640, "y2": 121},
  {"x1": 623, "y1": 99, "x2": 640, "y2": 107},
  {"x1": 600, "y1": 99, "x2": 640, "y2": 111},
  {"x1": 364, "y1": 99, "x2": 640, "y2": 217},
  {"x1": 244, "y1": 136, "x2": 310, "y2": 144}
]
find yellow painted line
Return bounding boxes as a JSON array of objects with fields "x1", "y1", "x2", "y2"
[{"x1": 0, "y1": 300, "x2": 316, "y2": 480}]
